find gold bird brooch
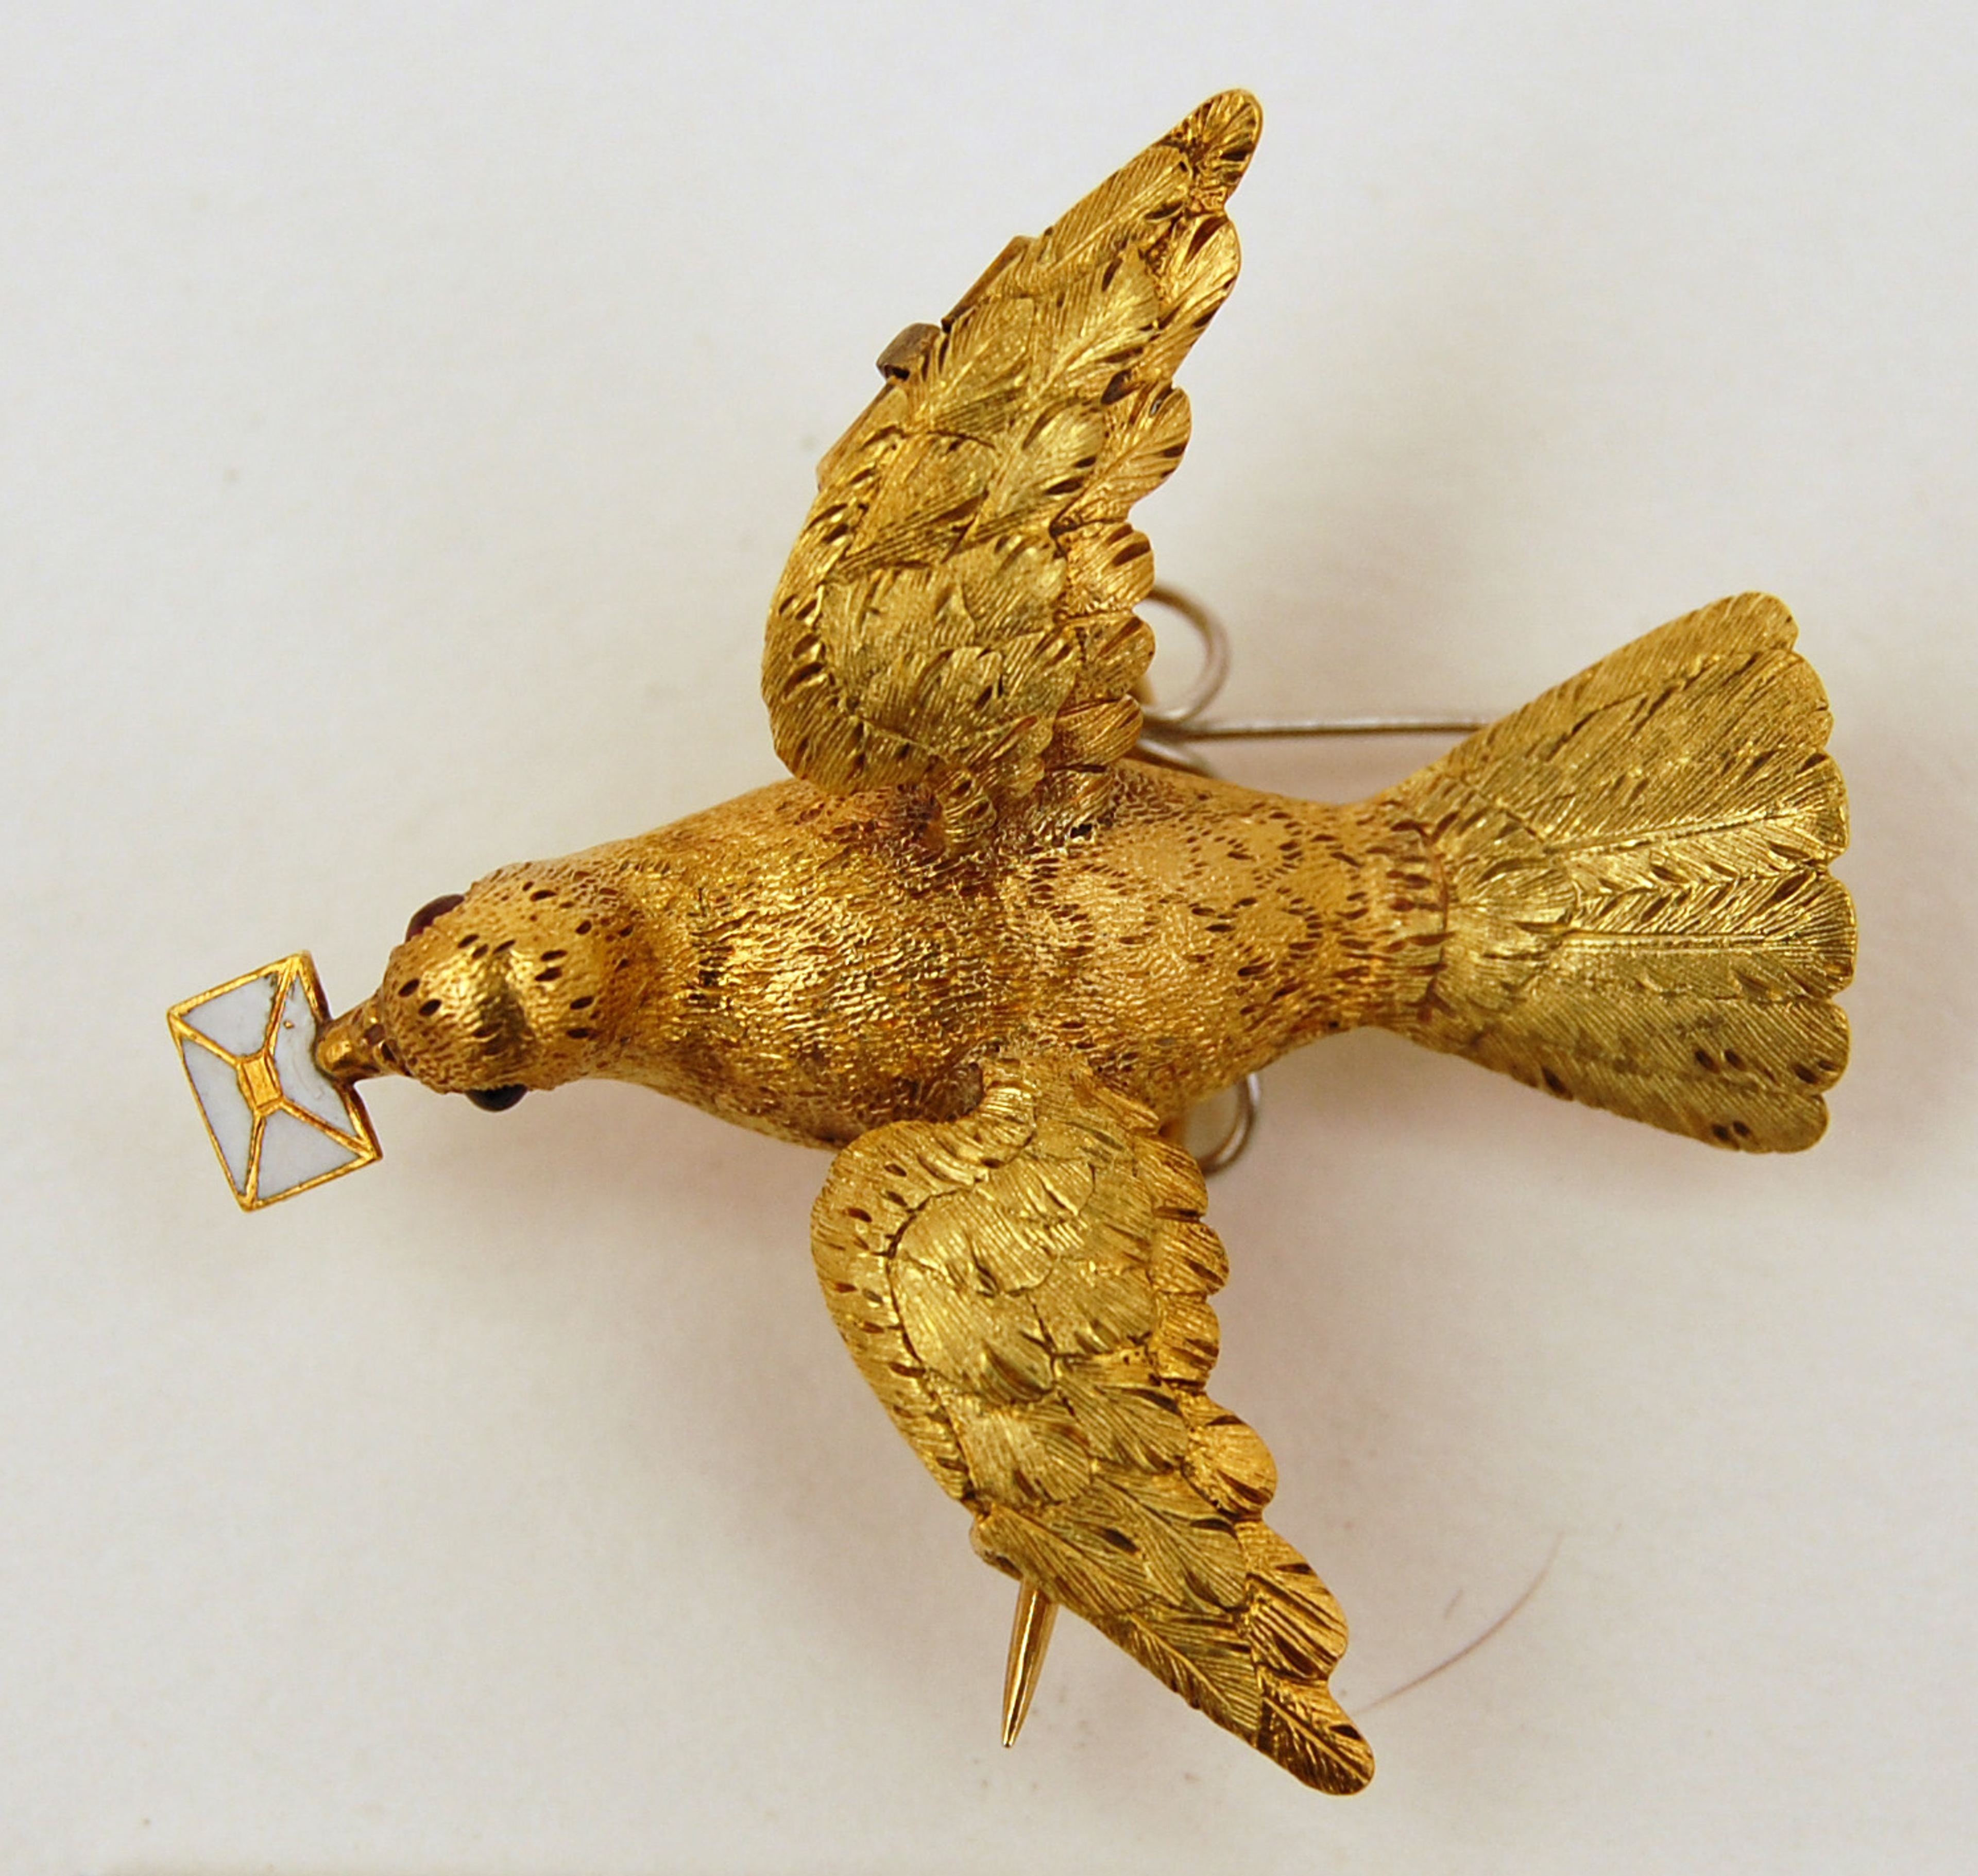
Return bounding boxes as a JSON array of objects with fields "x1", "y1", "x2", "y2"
[{"x1": 169, "y1": 90, "x2": 1854, "y2": 1794}]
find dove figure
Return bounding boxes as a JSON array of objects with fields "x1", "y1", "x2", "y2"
[{"x1": 311, "y1": 92, "x2": 1853, "y2": 1792}]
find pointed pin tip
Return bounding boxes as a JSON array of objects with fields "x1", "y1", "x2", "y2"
[{"x1": 999, "y1": 1581, "x2": 1058, "y2": 1749}]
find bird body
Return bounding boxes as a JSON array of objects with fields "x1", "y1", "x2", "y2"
[{"x1": 326, "y1": 759, "x2": 1434, "y2": 1149}]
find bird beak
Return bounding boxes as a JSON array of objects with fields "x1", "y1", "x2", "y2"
[{"x1": 314, "y1": 994, "x2": 397, "y2": 1083}]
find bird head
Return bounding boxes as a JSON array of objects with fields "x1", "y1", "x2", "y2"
[{"x1": 315, "y1": 865, "x2": 640, "y2": 1110}]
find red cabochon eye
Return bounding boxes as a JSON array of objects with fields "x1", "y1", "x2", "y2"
[{"x1": 405, "y1": 892, "x2": 465, "y2": 941}]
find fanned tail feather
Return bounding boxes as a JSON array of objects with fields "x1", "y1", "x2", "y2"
[{"x1": 1375, "y1": 593, "x2": 1855, "y2": 1151}]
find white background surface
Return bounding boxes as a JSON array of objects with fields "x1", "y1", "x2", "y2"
[{"x1": 3, "y1": 4, "x2": 1973, "y2": 1871}]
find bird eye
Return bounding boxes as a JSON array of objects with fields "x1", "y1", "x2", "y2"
[
  {"x1": 466, "y1": 1085, "x2": 528, "y2": 1112},
  {"x1": 405, "y1": 892, "x2": 465, "y2": 940}
]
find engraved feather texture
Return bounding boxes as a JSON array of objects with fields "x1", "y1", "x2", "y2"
[
  {"x1": 812, "y1": 1058, "x2": 1374, "y2": 1793},
  {"x1": 306, "y1": 91, "x2": 1858, "y2": 1793},
  {"x1": 1377, "y1": 593, "x2": 1854, "y2": 1149},
  {"x1": 763, "y1": 91, "x2": 1260, "y2": 837}
]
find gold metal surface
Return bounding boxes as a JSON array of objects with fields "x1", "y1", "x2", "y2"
[
  {"x1": 816, "y1": 1058, "x2": 1371, "y2": 1790},
  {"x1": 288, "y1": 92, "x2": 1853, "y2": 1788},
  {"x1": 1000, "y1": 1582, "x2": 1058, "y2": 1749},
  {"x1": 236, "y1": 1052, "x2": 281, "y2": 1112}
]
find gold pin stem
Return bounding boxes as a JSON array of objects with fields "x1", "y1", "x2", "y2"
[{"x1": 1000, "y1": 1581, "x2": 1059, "y2": 1748}]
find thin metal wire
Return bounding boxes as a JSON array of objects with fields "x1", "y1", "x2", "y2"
[
  {"x1": 1193, "y1": 1075, "x2": 1261, "y2": 1179},
  {"x1": 1137, "y1": 585, "x2": 1487, "y2": 748},
  {"x1": 1138, "y1": 585, "x2": 1484, "y2": 1173},
  {"x1": 1137, "y1": 585, "x2": 1234, "y2": 729},
  {"x1": 1160, "y1": 712, "x2": 1489, "y2": 740}
]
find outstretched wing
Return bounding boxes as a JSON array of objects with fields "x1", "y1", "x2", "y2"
[
  {"x1": 764, "y1": 92, "x2": 1260, "y2": 843},
  {"x1": 809, "y1": 1056, "x2": 1374, "y2": 1793}
]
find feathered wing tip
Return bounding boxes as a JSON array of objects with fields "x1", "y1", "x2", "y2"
[
  {"x1": 1048, "y1": 1516, "x2": 1376, "y2": 1794},
  {"x1": 1164, "y1": 89, "x2": 1263, "y2": 211},
  {"x1": 1376, "y1": 593, "x2": 1855, "y2": 1151}
]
